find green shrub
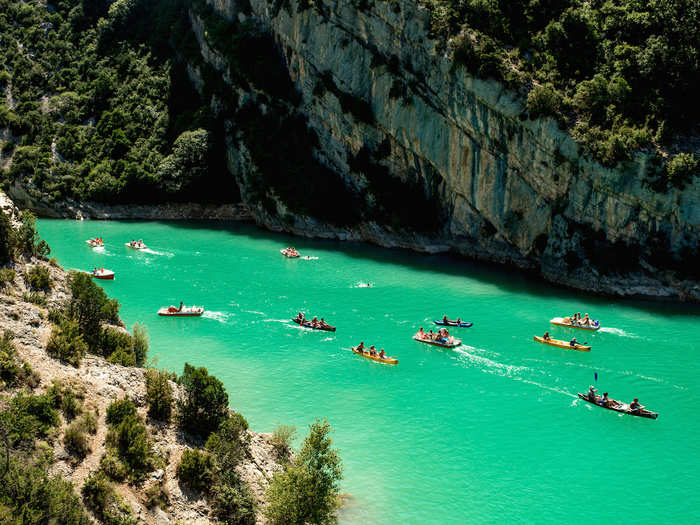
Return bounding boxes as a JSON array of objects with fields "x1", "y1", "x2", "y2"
[
  {"x1": 79, "y1": 411, "x2": 98, "y2": 434},
  {"x1": 47, "y1": 379, "x2": 86, "y2": 421},
  {"x1": 64, "y1": 421, "x2": 91, "y2": 458},
  {"x1": 4, "y1": 393, "x2": 60, "y2": 447},
  {"x1": 22, "y1": 291, "x2": 47, "y2": 306},
  {"x1": 0, "y1": 459, "x2": 90, "y2": 524},
  {"x1": 526, "y1": 84, "x2": 563, "y2": 120},
  {"x1": 144, "y1": 480, "x2": 170, "y2": 510},
  {"x1": 132, "y1": 323, "x2": 148, "y2": 366},
  {"x1": 211, "y1": 481, "x2": 256, "y2": 525},
  {"x1": 107, "y1": 414, "x2": 154, "y2": 479},
  {"x1": 0, "y1": 268, "x2": 16, "y2": 288},
  {"x1": 179, "y1": 363, "x2": 229, "y2": 440},
  {"x1": 26, "y1": 265, "x2": 52, "y2": 290},
  {"x1": 265, "y1": 419, "x2": 342, "y2": 525},
  {"x1": 107, "y1": 346, "x2": 137, "y2": 366},
  {"x1": 82, "y1": 472, "x2": 137, "y2": 525},
  {"x1": 105, "y1": 398, "x2": 137, "y2": 426},
  {"x1": 270, "y1": 423, "x2": 296, "y2": 458},
  {"x1": 0, "y1": 210, "x2": 14, "y2": 266},
  {"x1": 100, "y1": 326, "x2": 135, "y2": 360},
  {"x1": 177, "y1": 449, "x2": 215, "y2": 493},
  {"x1": 0, "y1": 331, "x2": 37, "y2": 389},
  {"x1": 100, "y1": 451, "x2": 129, "y2": 481},
  {"x1": 145, "y1": 369, "x2": 173, "y2": 421},
  {"x1": 206, "y1": 412, "x2": 250, "y2": 472},
  {"x1": 46, "y1": 319, "x2": 88, "y2": 367},
  {"x1": 666, "y1": 153, "x2": 699, "y2": 186}
]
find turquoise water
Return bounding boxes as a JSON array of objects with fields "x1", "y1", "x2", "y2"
[{"x1": 38, "y1": 219, "x2": 700, "y2": 524}]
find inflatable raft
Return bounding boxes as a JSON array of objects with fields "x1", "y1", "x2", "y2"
[{"x1": 412, "y1": 335, "x2": 462, "y2": 348}]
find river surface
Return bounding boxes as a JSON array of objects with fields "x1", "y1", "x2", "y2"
[{"x1": 38, "y1": 219, "x2": 700, "y2": 524}]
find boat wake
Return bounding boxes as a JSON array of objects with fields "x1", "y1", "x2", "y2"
[
  {"x1": 516, "y1": 378, "x2": 577, "y2": 398},
  {"x1": 321, "y1": 337, "x2": 335, "y2": 342},
  {"x1": 599, "y1": 327, "x2": 638, "y2": 338},
  {"x1": 243, "y1": 310, "x2": 266, "y2": 316},
  {"x1": 140, "y1": 248, "x2": 173, "y2": 257},
  {"x1": 202, "y1": 311, "x2": 233, "y2": 323},
  {"x1": 264, "y1": 318, "x2": 291, "y2": 323},
  {"x1": 453, "y1": 347, "x2": 528, "y2": 378}
]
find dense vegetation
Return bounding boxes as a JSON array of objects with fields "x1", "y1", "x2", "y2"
[
  {"x1": 0, "y1": 0, "x2": 237, "y2": 204},
  {"x1": 420, "y1": 0, "x2": 699, "y2": 176}
]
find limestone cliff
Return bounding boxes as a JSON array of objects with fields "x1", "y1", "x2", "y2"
[{"x1": 183, "y1": 0, "x2": 699, "y2": 301}]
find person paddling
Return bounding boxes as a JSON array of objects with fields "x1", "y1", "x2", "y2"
[
  {"x1": 588, "y1": 385, "x2": 597, "y2": 401},
  {"x1": 629, "y1": 398, "x2": 644, "y2": 412},
  {"x1": 379, "y1": 349, "x2": 386, "y2": 359},
  {"x1": 543, "y1": 331, "x2": 551, "y2": 341}
]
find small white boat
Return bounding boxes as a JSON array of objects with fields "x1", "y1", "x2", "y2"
[
  {"x1": 86, "y1": 238, "x2": 104, "y2": 248},
  {"x1": 280, "y1": 248, "x2": 300, "y2": 258},
  {"x1": 125, "y1": 241, "x2": 147, "y2": 250},
  {"x1": 92, "y1": 268, "x2": 115, "y2": 280},
  {"x1": 158, "y1": 305, "x2": 204, "y2": 317}
]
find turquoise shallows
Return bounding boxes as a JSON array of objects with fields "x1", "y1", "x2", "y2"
[{"x1": 38, "y1": 219, "x2": 700, "y2": 524}]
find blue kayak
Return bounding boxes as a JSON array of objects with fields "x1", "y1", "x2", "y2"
[{"x1": 433, "y1": 320, "x2": 473, "y2": 328}]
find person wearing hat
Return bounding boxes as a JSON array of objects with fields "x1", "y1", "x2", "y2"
[{"x1": 588, "y1": 385, "x2": 597, "y2": 401}]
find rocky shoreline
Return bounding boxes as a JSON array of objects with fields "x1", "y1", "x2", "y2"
[
  {"x1": 10, "y1": 183, "x2": 700, "y2": 302},
  {"x1": 0, "y1": 192, "x2": 282, "y2": 524}
]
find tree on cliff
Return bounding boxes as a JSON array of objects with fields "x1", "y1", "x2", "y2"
[
  {"x1": 178, "y1": 363, "x2": 229, "y2": 440},
  {"x1": 0, "y1": 210, "x2": 13, "y2": 266},
  {"x1": 265, "y1": 419, "x2": 343, "y2": 525}
]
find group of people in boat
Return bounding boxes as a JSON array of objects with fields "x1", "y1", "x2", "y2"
[
  {"x1": 89, "y1": 237, "x2": 104, "y2": 244},
  {"x1": 128, "y1": 239, "x2": 146, "y2": 248},
  {"x1": 167, "y1": 301, "x2": 185, "y2": 313},
  {"x1": 541, "y1": 331, "x2": 581, "y2": 347},
  {"x1": 415, "y1": 326, "x2": 455, "y2": 344},
  {"x1": 563, "y1": 312, "x2": 598, "y2": 327},
  {"x1": 294, "y1": 312, "x2": 332, "y2": 330},
  {"x1": 282, "y1": 246, "x2": 300, "y2": 257},
  {"x1": 93, "y1": 267, "x2": 106, "y2": 275},
  {"x1": 587, "y1": 386, "x2": 645, "y2": 412},
  {"x1": 355, "y1": 342, "x2": 388, "y2": 359}
]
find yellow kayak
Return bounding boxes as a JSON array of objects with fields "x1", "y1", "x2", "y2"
[
  {"x1": 352, "y1": 346, "x2": 398, "y2": 364},
  {"x1": 533, "y1": 336, "x2": 591, "y2": 352}
]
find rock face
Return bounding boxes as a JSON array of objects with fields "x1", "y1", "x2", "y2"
[{"x1": 185, "y1": 0, "x2": 700, "y2": 301}]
